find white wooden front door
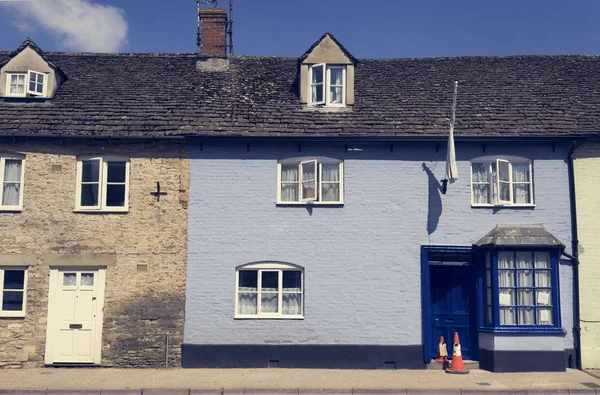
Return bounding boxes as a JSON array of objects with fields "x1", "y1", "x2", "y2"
[{"x1": 45, "y1": 269, "x2": 105, "y2": 364}]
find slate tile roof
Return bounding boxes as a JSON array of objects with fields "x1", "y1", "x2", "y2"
[
  {"x1": 1, "y1": 49, "x2": 600, "y2": 139},
  {"x1": 474, "y1": 224, "x2": 565, "y2": 248}
]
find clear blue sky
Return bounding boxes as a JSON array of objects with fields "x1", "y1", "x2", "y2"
[{"x1": 1, "y1": 0, "x2": 599, "y2": 57}]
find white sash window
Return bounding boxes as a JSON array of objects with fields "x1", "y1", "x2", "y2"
[{"x1": 471, "y1": 157, "x2": 533, "y2": 206}]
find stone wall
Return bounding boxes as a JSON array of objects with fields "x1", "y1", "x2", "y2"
[{"x1": 0, "y1": 138, "x2": 188, "y2": 368}]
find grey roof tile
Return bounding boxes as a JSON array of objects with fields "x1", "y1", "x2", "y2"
[{"x1": 1, "y1": 50, "x2": 600, "y2": 138}]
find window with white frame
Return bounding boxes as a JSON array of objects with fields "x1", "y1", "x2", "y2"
[
  {"x1": 309, "y1": 64, "x2": 346, "y2": 106},
  {"x1": 0, "y1": 155, "x2": 25, "y2": 211},
  {"x1": 471, "y1": 157, "x2": 533, "y2": 206},
  {"x1": 76, "y1": 156, "x2": 130, "y2": 211},
  {"x1": 5, "y1": 70, "x2": 47, "y2": 97},
  {"x1": 235, "y1": 262, "x2": 303, "y2": 318},
  {"x1": 0, "y1": 268, "x2": 27, "y2": 317},
  {"x1": 277, "y1": 157, "x2": 343, "y2": 204}
]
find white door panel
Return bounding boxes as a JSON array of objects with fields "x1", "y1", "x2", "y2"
[{"x1": 45, "y1": 269, "x2": 105, "y2": 365}]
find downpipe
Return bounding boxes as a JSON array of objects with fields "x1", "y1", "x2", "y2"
[{"x1": 565, "y1": 141, "x2": 582, "y2": 369}]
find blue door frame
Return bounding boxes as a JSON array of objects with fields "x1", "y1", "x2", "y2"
[{"x1": 421, "y1": 245, "x2": 478, "y2": 364}]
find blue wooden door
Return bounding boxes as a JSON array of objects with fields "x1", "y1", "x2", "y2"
[{"x1": 430, "y1": 265, "x2": 472, "y2": 360}]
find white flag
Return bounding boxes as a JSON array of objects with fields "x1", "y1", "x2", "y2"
[{"x1": 445, "y1": 81, "x2": 459, "y2": 183}]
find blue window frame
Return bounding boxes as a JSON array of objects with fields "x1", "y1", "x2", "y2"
[{"x1": 478, "y1": 248, "x2": 563, "y2": 333}]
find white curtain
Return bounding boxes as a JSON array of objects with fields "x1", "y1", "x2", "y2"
[
  {"x1": 535, "y1": 252, "x2": 552, "y2": 324},
  {"x1": 2, "y1": 160, "x2": 22, "y2": 206},
  {"x1": 321, "y1": 164, "x2": 340, "y2": 202},
  {"x1": 330, "y1": 68, "x2": 343, "y2": 104},
  {"x1": 260, "y1": 271, "x2": 279, "y2": 313},
  {"x1": 498, "y1": 251, "x2": 516, "y2": 325},
  {"x1": 471, "y1": 163, "x2": 489, "y2": 204},
  {"x1": 516, "y1": 252, "x2": 534, "y2": 324},
  {"x1": 282, "y1": 270, "x2": 302, "y2": 315},
  {"x1": 280, "y1": 165, "x2": 298, "y2": 202},
  {"x1": 513, "y1": 163, "x2": 531, "y2": 204},
  {"x1": 238, "y1": 271, "x2": 257, "y2": 315}
]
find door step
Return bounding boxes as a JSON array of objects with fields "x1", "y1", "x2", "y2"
[{"x1": 427, "y1": 359, "x2": 479, "y2": 370}]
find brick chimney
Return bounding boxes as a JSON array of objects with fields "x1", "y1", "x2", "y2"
[{"x1": 199, "y1": 8, "x2": 227, "y2": 56}]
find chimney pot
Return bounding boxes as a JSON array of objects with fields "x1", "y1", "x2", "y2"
[{"x1": 199, "y1": 7, "x2": 227, "y2": 57}]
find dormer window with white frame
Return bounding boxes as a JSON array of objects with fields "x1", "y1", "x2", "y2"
[
  {"x1": 309, "y1": 64, "x2": 346, "y2": 107},
  {"x1": 6, "y1": 70, "x2": 47, "y2": 98},
  {"x1": 277, "y1": 157, "x2": 344, "y2": 204},
  {"x1": 471, "y1": 157, "x2": 534, "y2": 207}
]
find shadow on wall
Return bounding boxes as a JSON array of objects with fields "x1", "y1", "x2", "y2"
[
  {"x1": 422, "y1": 163, "x2": 443, "y2": 235},
  {"x1": 103, "y1": 293, "x2": 185, "y2": 368}
]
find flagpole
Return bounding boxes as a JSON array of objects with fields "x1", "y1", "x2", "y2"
[{"x1": 442, "y1": 81, "x2": 459, "y2": 194}]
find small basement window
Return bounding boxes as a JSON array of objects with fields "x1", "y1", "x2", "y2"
[
  {"x1": 6, "y1": 70, "x2": 47, "y2": 98},
  {"x1": 0, "y1": 267, "x2": 27, "y2": 317},
  {"x1": 309, "y1": 64, "x2": 346, "y2": 106}
]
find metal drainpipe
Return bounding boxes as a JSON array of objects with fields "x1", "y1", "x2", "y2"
[{"x1": 566, "y1": 140, "x2": 582, "y2": 369}]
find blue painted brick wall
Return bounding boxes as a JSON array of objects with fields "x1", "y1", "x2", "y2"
[{"x1": 185, "y1": 140, "x2": 573, "y2": 348}]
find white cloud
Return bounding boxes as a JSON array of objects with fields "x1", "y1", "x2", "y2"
[{"x1": 1, "y1": 0, "x2": 128, "y2": 52}]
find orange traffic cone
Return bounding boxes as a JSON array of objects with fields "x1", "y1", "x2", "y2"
[
  {"x1": 434, "y1": 335, "x2": 448, "y2": 363},
  {"x1": 445, "y1": 332, "x2": 469, "y2": 374}
]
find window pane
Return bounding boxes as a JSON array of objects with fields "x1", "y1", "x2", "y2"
[
  {"x1": 499, "y1": 270, "x2": 514, "y2": 287},
  {"x1": 485, "y1": 269, "x2": 491, "y2": 288},
  {"x1": 2, "y1": 291, "x2": 23, "y2": 311},
  {"x1": 238, "y1": 270, "x2": 257, "y2": 291},
  {"x1": 516, "y1": 252, "x2": 532, "y2": 268},
  {"x1": 330, "y1": 68, "x2": 343, "y2": 85},
  {"x1": 238, "y1": 293, "x2": 257, "y2": 314},
  {"x1": 2, "y1": 183, "x2": 20, "y2": 206},
  {"x1": 302, "y1": 181, "x2": 316, "y2": 200},
  {"x1": 312, "y1": 65, "x2": 323, "y2": 84},
  {"x1": 535, "y1": 270, "x2": 551, "y2": 287},
  {"x1": 261, "y1": 293, "x2": 278, "y2": 313},
  {"x1": 261, "y1": 271, "x2": 278, "y2": 291},
  {"x1": 498, "y1": 161, "x2": 510, "y2": 182},
  {"x1": 486, "y1": 306, "x2": 492, "y2": 325},
  {"x1": 301, "y1": 162, "x2": 316, "y2": 200},
  {"x1": 63, "y1": 273, "x2": 77, "y2": 286},
  {"x1": 283, "y1": 293, "x2": 302, "y2": 315},
  {"x1": 4, "y1": 160, "x2": 22, "y2": 182},
  {"x1": 513, "y1": 184, "x2": 531, "y2": 204},
  {"x1": 3, "y1": 270, "x2": 25, "y2": 290},
  {"x1": 498, "y1": 251, "x2": 514, "y2": 268},
  {"x1": 499, "y1": 289, "x2": 514, "y2": 305},
  {"x1": 512, "y1": 163, "x2": 530, "y2": 182},
  {"x1": 534, "y1": 252, "x2": 551, "y2": 269},
  {"x1": 517, "y1": 269, "x2": 532, "y2": 287},
  {"x1": 537, "y1": 308, "x2": 553, "y2": 325},
  {"x1": 29, "y1": 82, "x2": 36, "y2": 92},
  {"x1": 82, "y1": 160, "x2": 100, "y2": 182},
  {"x1": 107, "y1": 162, "x2": 126, "y2": 183},
  {"x1": 518, "y1": 289, "x2": 534, "y2": 306},
  {"x1": 281, "y1": 165, "x2": 298, "y2": 182},
  {"x1": 472, "y1": 163, "x2": 488, "y2": 182},
  {"x1": 312, "y1": 84, "x2": 323, "y2": 103},
  {"x1": 536, "y1": 289, "x2": 552, "y2": 306},
  {"x1": 330, "y1": 86, "x2": 343, "y2": 104},
  {"x1": 321, "y1": 164, "x2": 339, "y2": 182},
  {"x1": 281, "y1": 184, "x2": 298, "y2": 202},
  {"x1": 486, "y1": 288, "x2": 491, "y2": 304},
  {"x1": 500, "y1": 307, "x2": 516, "y2": 325},
  {"x1": 499, "y1": 182, "x2": 510, "y2": 202},
  {"x1": 321, "y1": 184, "x2": 339, "y2": 202},
  {"x1": 29, "y1": 73, "x2": 36, "y2": 83},
  {"x1": 472, "y1": 184, "x2": 490, "y2": 204},
  {"x1": 518, "y1": 307, "x2": 534, "y2": 325},
  {"x1": 80, "y1": 184, "x2": 99, "y2": 207},
  {"x1": 106, "y1": 184, "x2": 126, "y2": 207},
  {"x1": 283, "y1": 271, "x2": 301, "y2": 292},
  {"x1": 38, "y1": 74, "x2": 45, "y2": 84},
  {"x1": 81, "y1": 273, "x2": 94, "y2": 286}
]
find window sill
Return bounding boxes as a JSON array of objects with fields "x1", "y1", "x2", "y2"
[
  {"x1": 471, "y1": 204, "x2": 535, "y2": 209},
  {"x1": 73, "y1": 209, "x2": 129, "y2": 214},
  {"x1": 0, "y1": 208, "x2": 22, "y2": 212},
  {"x1": 0, "y1": 312, "x2": 26, "y2": 318},
  {"x1": 479, "y1": 326, "x2": 565, "y2": 335},
  {"x1": 234, "y1": 315, "x2": 304, "y2": 320},
  {"x1": 276, "y1": 202, "x2": 344, "y2": 207}
]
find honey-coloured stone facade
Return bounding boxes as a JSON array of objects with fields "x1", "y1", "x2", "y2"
[{"x1": 0, "y1": 138, "x2": 188, "y2": 368}]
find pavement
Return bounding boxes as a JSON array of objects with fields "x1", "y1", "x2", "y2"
[{"x1": 1, "y1": 368, "x2": 600, "y2": 395}]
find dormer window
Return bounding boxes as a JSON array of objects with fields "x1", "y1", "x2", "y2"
[
  {"x1": 309, "y1": 64, "x2": 346, "y2": 106},
  {"x1": 6, "y1": 71, "x2": 47, "y2": 98}
]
